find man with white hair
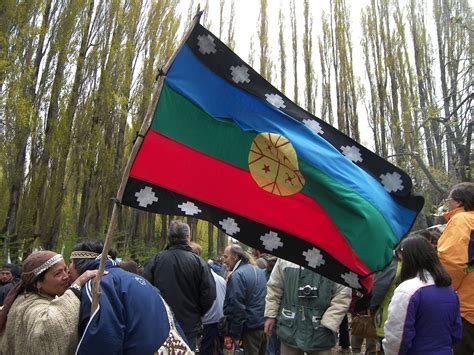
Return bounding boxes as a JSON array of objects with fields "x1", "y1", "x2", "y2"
[{"x1": 222, "y1": 244, "x2": 267, "y2": 354}]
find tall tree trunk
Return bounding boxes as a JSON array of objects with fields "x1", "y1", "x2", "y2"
[
  {"x1": 258, "y1": 0, "x2": 271, "y2": 80},
  {"x1": 303, "y1": 0, "x2": 315, "y2": 114},
  {"x1": 319, "y1": 13, "x2": 333, "y2": 125},
  {"x1": 290, "y1": 0, "x2": 298, "y2": 104},
  {"x1": 187, "y1": 217, "x2": 198, "y2": 242},
  {"x1": 39, "y1": 0, "x2": 82, "y2": 248},
  {"x1": 217, "y1": 229, "x2": 226, "y2": 255},
  {"x1": 159, "y1": 215, "x2": 168, "y2": 250},
  {"x1": 278, "y1": 8, "x2": 286, "y2": 94},
  {"x1": 207, "y1": 222, "x2": 214, "y2": 258},
  {"x1": 226, "y1": 0, "x2": 236, "y2": 50},
  {"x1": 2, "y1": 1, "x2": 51, "y2": 254},
  {"x1": 146, "y1": 213, "x2": 155, "y2": 247}
]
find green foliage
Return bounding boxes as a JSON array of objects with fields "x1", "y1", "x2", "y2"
[{"x1": 1, "y1": 0, "x2": 471, "y2": 263}]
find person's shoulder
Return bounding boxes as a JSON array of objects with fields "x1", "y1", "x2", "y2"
[
  {"x1": 236, "y1": 262, "x2": 252, "y2": 271},
  {"x1": 275, "y1": 258, "x2": 298, "y2": 271},
  {"x1": 396, "y1": 275, "x2": 433, "y2": 296},
  {"x1": 168, "y1": 244, "x2": 193, "y2": 252},
  {"x1": 155, "y1": 249, "x2": 169, "y2": 257},
  {"x1": 227, "y1": 265, "x2": 246, "y2": 280},
  {"x1": 449, "y1": 210, "x2": 474, "y2": 223},
  {"x1": 117, "y1": 270, "x2": 159, "y2": 294},
  {"x1": 14, "y1": 292, "x2": 49, "y2": 313},
  {"x1": 236, "y1": 263, "x2": 259, "y2": 278},
  {"x1": 0, "y1": 281, "x2": 14, "y2": 291},
  {"x1": 152, "y1": 249, "x2": 177, "y2": 262}
]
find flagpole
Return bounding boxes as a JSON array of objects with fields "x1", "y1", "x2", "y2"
[{"x1": 90, "y1": 9, "x2": 204, "y2": 315}]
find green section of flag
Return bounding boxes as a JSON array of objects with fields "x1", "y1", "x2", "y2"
[
  {"x1": 151, "y1": 84, "x2": 396, "y2": 270},
  {"x1": 152, "y1": 86, "x2": 255, "y2": 168}
]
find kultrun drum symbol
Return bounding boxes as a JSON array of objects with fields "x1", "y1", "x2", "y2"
[{"x1": 248, "y1": 133, "x2": 305, "y2": 196}]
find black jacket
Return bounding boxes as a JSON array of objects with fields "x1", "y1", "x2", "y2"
[
  {"x1": 143, "y1": 243, "x2": 216, "y2": 337},
  {"x1": 0, "y1": 279, "x2": 18, "y2": 306}
]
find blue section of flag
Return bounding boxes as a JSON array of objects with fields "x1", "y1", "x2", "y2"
[{"x1": 164, "y1": 45, "x2": 416, "y2": 240}]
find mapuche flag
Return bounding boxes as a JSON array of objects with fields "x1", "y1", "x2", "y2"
[{"x1": 121, "y1": 23, "x2": 423, "y2": 291}]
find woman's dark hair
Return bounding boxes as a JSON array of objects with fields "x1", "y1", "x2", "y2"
[
  {"x1": 11, "y1": 264, "x2": 22, "y2": 278},
  {"x1": 108, "y1": 247, "x2": 118, "y2": 261},
  {"x1": 71, "y1": 240, "x2": 105, "y2": 274},
  {"x1": 400, "y1": 235, "x2": 451, "y2": 287},
  {"x1": 450, "y1": 182, "x2": 474, "y2": 211}
]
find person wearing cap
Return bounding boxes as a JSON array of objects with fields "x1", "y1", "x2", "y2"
[{"x1": 0, "y1": 251, "x2": 98, "y2": 354}]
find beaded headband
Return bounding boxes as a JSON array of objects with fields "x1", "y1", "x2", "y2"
[
  {"x1": 69, "y1": 251, "x2": 100, "y2": 260},
  {"x1": 28, "y1": 254, "x2": 63, "y2": 276}
]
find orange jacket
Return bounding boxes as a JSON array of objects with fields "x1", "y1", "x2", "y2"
[{"x1": 437, "y1": 207, "x2": 474, "y2": 324}]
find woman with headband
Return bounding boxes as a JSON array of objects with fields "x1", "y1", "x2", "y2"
[{"x1": 0, "y1": 250, "x2": 99, "y2": 354}]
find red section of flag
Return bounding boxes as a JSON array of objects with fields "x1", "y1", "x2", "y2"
[{"x1": 130, "y1": 130, "x2": 370, "y2": 276}]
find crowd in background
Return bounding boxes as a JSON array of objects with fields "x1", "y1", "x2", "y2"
[{"x1": 0, "y1": 182, "x2": 472, "y2": 355}]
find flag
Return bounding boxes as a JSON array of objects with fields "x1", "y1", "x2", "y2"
[{"x1": 121, "y1": 23, "x2": 424, "y2": 291}]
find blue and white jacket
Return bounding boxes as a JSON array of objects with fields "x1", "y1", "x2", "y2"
[
  {"x1": 76, "y1": 259, "x2": 192, "y2": 354},
  {"x1": 383, "y1": 272, "x2": 462, "y2": 355}
]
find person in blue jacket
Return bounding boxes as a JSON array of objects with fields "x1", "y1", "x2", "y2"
[
  {"x1": 222, "y1": 244, "x2": 267, "y2": 354},
  {"x1": 383, "y1": 235, "x2": 462, "y2": 355},
  {"x1": 69, "y1": 240, "x2": 193, "y2": 355}
]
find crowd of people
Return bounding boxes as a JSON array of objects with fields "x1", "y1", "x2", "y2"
[{"x1": 0, "y1": 182, "x2": 472, "y2": 355}]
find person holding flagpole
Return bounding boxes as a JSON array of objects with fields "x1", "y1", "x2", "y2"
[{"x1": 70, "y1": 240, "x2": 193, "y2": 354}]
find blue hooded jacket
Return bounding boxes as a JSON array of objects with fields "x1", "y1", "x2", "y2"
[{"x1": 76, "y1": 259, "x2": 188, "y2": 354}]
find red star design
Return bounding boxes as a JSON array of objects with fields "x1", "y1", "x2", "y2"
[
  {"x1": 285, "y1": 173, "x2": 295, "y2": 184},
  {"x1": 262, "y1": 164, "x2": 271, "y2": 173}
]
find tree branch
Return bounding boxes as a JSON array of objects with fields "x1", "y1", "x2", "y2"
[{"x1": 386, "y1": 152, "x2": 448, "y2": 194}]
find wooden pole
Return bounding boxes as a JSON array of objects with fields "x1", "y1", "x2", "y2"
[{"x1": 90, "y1": 8, "x2": 203, "y2": 315}]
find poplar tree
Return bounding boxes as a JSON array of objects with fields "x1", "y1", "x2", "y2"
[
  {"x1": 433, "y1": 0, "x2": 472, "y2": 182},
  {"x1": 330, "y1": 0, "x2": 360, "y2": 140},
  {"x1": 303, "y1": 0, "x2": 315, "y2": 114},
  {"x1": 319, "y1": 13, "x2": 334, "y2": 125},
  {"x1": 290, "y1": 0, "x2": 298, "y2": 104},
  {"x1": 227, "y1": 0, "x2": 236, "y2": 50},
  {"x1": 2, "y1": 0, "x2": 57, "y2": 255},
  {"x1": 258, "y1": 0, "x2": 272, "y2": 80},
  {"x1": 361, "y1": 0, "x2": 388, "y2": 157},
  {"x1": 278, "y1": 8, "x2": 286, "y2": 94}
]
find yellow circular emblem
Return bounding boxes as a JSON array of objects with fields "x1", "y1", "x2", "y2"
[{"x1": 248, "y1": 133, "x2": 305, "y2": 196}]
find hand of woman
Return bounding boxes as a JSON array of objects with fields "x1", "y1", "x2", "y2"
[{"x1": 72, "y1": 270, "x2": 107, "y2": 288}]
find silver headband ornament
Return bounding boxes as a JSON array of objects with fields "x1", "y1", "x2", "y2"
[
  {"x1": 31, "y1": 254, "x2": 63, "y2": 276},
  {"x1": 69, "y1": 251, "x2": 100, "y2": 260}
]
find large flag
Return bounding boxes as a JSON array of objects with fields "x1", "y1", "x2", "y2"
[{"x1": 121, "y1": 23, "x2": 423, "y2": 292}]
